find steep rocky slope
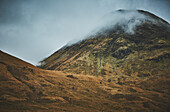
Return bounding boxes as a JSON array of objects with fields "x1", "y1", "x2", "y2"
[{"x1": 40, "y1": 10, "x2": 170, "y2": 84}]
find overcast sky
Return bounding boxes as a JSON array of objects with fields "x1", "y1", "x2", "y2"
[{"x1": 0, "y1": 0, "x2": 170, "y2": 65}]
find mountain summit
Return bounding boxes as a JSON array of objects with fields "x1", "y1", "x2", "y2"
[
  {"x1": 94, "y1": 9, "x2": 169, "y2": 34},
  {"x1": 40, "y1": 10, "x2": 170, "y2": 83}
]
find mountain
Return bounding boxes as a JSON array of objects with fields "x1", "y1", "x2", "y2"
[{"x1": 40, "y1": 10, "x2": 170, "y2": 84}]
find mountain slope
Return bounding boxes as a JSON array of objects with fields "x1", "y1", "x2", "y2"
[
  {"x1": 40, "y1": 10, "x2": 170, "y2": 83},
  {"x1": 0, "y1": 50, "x2": 170, "y2": 111},
  {"x1": 1, "y1": 9, "x2": 170, "y2": 111}
]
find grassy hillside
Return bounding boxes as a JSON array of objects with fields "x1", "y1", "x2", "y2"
[{"x1": 0, "y1": 50, "x2": 170, "y2": 111}]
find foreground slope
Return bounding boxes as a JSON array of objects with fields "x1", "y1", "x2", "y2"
[{"x1": 0, "y1": 50, "x2": 170, "y2": 111}]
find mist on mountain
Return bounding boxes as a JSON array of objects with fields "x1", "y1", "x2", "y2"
[
  {"x1": 66, "y1": 9, "x2": 169, "y2": 46},
  {"x1": 98, "y1": 10, "x2": 152, "y2": 34}
]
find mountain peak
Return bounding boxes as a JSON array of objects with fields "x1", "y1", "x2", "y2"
[
  {"x1": 40, "y1": 10, "x2": 170, "y2": 80},
  {"x1": 95, "y1": 9, "x2": 169, "y2": 35},
  {"x1": 114, "y1": 9, "x2": 169, "y2": 24}
]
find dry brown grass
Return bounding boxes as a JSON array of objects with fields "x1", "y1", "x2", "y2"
[{"x1": 0, "y1": 50, "x2": 170, "y2": 111}]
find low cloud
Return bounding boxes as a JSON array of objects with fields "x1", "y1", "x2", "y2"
[{"x1": 94, "y1": 10, "x2": 155, "y2": 34}]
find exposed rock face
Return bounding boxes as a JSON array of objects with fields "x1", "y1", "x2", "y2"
[{"x1": 40, "y1": 10, "x2": 170, "y2": 81}]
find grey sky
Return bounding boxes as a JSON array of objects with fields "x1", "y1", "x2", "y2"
[{"x1": 0, "y1": 0, "x2": 169, "y2": 65}]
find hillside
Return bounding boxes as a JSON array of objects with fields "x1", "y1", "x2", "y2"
[{"x1": 0, "y1": 50, "x2": 170, "y2": 111}]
